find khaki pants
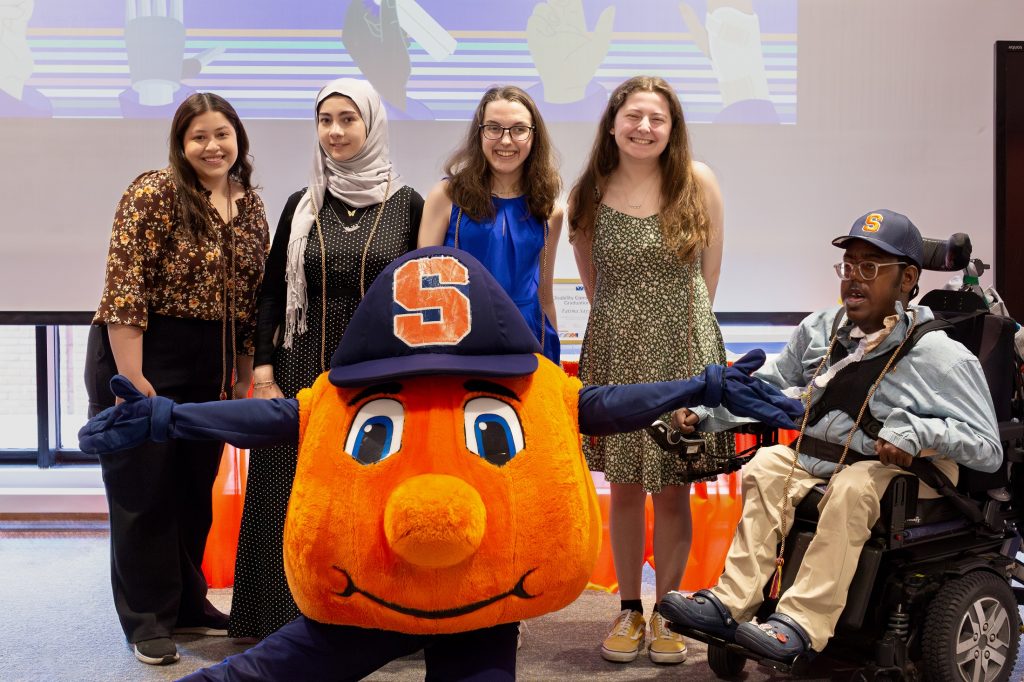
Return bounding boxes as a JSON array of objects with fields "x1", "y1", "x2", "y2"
[{"x1": 710, "y1": 444, "x2": 954, "y2": 651}]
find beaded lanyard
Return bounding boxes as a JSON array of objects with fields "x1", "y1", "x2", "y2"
[
  {"x1": 217, "y1": 186, "x2": 237, "y2": 401},
  {"x1": 312, "y1": 175, "x2": 392, "y2": 372},
  {"x1": 768, "y1": 310, "x2": 918, "y2": 599}
]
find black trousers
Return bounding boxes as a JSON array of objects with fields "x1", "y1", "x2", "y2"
[
  {"x1": 180, "y1": 617, "x2": 518, "y2": 681},
  {"x1": 85, "y1": 315, "x2": 231, "y2": 643}
]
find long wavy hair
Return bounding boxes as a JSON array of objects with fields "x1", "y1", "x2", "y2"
[
  {"x1": 569, "y1": 76, "x2": 709, "y2": 263},
  {"x1": 444, "y1": 86, "x2": 560, "y2": 222},
  {"x1": 168, "y1": 92, "x2": 255, "y2": 238}
]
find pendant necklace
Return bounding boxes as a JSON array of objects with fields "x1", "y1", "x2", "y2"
[
  {"x1": 326, "y1": 196, "x2": 365, "y2": 232},
  {"x1": 624, "y1": 173, "x2": 659, "y2": 210}
]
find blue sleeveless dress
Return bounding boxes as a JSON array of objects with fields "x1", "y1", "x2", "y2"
[{"x1": 443, "y1": 196, "x2": 560, "y2": 363}]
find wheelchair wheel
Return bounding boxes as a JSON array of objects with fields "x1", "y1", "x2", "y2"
[
  {"x1": 706, "y1": 643, "x2": 746, "y2": 678},
  {"x1": 921, "y1": 570, "x2": 1021, "y2": 682}
]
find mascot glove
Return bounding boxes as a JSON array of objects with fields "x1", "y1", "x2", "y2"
[
  {"x1": 77, "y1": 375, "x2": 175, "y2": 454},
  {"x1": 719, "y1": 350, "x2": 804, "y2": 427}
]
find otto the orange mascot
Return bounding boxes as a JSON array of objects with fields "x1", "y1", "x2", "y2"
[{"x1": 80, "y1": 247, "x2": 801, "y2": 680}]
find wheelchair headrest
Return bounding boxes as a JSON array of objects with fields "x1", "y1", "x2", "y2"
[{"x1": 920, "y1": 233, "x2": 972, "y2": 272}]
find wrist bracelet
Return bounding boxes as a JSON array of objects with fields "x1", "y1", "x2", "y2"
[{"x1": 253, "y1": 380, "x2": 277, "y2": 388}]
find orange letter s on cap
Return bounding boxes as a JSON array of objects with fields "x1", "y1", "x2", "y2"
[
  {"x1": 393, "y1": 256, "x2": 471, "y2": 347},
  {"x1": 862, "y1": 213, "x2": 883, "y2": 233}
]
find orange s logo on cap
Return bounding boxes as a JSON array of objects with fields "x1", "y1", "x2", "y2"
[
  {"x1": 862, "y1": 213, "x2": 884, "y2": 233},
  {"x1": 393, "y1": 256, "x2": 472, "y2": 347}
]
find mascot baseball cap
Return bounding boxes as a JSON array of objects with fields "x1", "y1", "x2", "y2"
[
  {"x1": 329, "y1": 247, "x2": 541, "y2": 386},
  {"x1": 832, "y1": 209, "x2": 924, "y2": 268}
]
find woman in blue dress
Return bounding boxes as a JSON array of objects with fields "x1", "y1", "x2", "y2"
[{"x1": 419, "y1": 86, "x2": 562, "y2": 364}]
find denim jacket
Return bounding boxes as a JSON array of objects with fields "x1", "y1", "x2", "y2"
[{"x1": 693, "y1": 303, "x2": 1002, "y2": 477}]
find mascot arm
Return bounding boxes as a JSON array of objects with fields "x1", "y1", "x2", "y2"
[
  {"x1": 169, "y1": 398, "x2": 299, "y2": 446},
  {"x1": 78, "y1": 375, "x2": 299, "y2": 454},
  {"x1": 576, "y1": 350, "x2": 802, "y2": 436}
]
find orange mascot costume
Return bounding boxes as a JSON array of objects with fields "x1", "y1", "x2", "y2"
[{"x1": 79, "y1": 247, "x2": 803, "y2": 680}]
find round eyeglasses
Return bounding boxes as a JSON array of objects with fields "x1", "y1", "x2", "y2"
[
  {"x1": 833, "y1": 261, "x2": 903, "y2": 281},
  {"x1": 479, "y1": 124, "x2": 535, "y2": 141}
]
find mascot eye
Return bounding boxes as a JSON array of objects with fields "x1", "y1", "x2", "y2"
[
  {"x1": 345, "y1": 399, "x2": 404, "y2": 465},
  {"x1": 463, "y1": 397, "x2": 524, "y2": 466}
]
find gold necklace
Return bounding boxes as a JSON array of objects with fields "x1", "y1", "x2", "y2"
[
  {"x1": 623, "y1": 173, "x2": 659, "y2": 210},
  {"x1": 491, "y1": 184, "x2": 521, "y2": 198},
  {"x1": 325, "y1": 195, "x2": 364, "y2": 230}
]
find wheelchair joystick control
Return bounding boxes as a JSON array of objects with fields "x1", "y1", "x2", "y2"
[{"x1": 646, "y1": 419, "x2": 706, "y2": 459}]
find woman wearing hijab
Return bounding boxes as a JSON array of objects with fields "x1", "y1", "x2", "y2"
[{"x1": 233, "y1": 78, "x2": 423, "y2": 639}]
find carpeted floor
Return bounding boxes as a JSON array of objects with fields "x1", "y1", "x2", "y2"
[
  {"x1": 0, "y1": 533, "x2": 780, "y2": 682},
  {"x1": 1, "y1": 531, "x2": 1021, "y2": 681}
]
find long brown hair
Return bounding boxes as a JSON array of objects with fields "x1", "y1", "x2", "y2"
[
  {"x1": 168, "y1": 93, "x2": 255, "y2": 238},
  {"x1": 569, "y1": 76, "x2": 709, "y2": 263},
  {"x1": 444, "y1": 86, "x2": 560, "y2": 222}
]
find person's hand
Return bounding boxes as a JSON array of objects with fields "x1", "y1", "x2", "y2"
[
  {"x1": 115, "y1": 373, "x2": 156, "y2": 405},
  {"x1": 0, "y1": 0, "x2": 34, "y2": 99},
  {"x1": 526, "y1": 0, "x2": 614, "y2": 104},
  {"x1": 253, "y1": 381, "x2": 284, "y2": 400},
  {"x1": 344, "y1": 0, "x2": 410, "y2": 109},
  {"x1": 672, "y1": 408, "x2": 699, "y2": 434},
  {"x1": 124, "y1": 0, "x2": 223, "y2": 106},
  {"x1": 876, "y1": 439, "x2": 914, "y2": 468}
]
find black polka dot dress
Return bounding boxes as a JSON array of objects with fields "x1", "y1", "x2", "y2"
[{"x1": 229, "y1": 185, "x2": 420, "y2": 639}]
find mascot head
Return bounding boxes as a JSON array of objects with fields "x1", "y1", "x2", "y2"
[{"x1": 285, "y1": 247, "x2": 601, "y2": 634}]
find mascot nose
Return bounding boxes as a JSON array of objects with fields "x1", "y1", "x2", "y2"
[{"x1": 384, "y1": 474, "x2": 487, "y2": 568}]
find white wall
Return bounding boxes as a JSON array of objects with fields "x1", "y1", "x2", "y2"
[{"x1": 0, "y1": 0, "x2": 1019, "y2": 314}]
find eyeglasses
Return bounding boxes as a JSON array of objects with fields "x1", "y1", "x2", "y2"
[
  {"x1": 833, "y1": 260, "x2": 903, "y2": 281},
  {"x1": 479, "y1": 124, "x2": 535, "y2": 141}
]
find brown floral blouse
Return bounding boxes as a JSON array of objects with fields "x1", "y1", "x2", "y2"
[{"x1": 93, "y1": 168, "x2": 270, "y2": 354}]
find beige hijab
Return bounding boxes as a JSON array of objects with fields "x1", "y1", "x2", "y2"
[{"x1": 284, "y1": 78, "x2": 404, "y2": 348}]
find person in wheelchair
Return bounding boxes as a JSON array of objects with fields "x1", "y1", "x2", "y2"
[{"x1": 659, "y1": 209, "x2": 1002, "y2": 663}]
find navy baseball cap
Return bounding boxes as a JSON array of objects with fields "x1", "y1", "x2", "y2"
[
  {"x1": 831, "y1": 209, "x2": 923, "y2": 268},
  {"x1": 328, "y1": 247, "x2": 541, "y2": 386}
]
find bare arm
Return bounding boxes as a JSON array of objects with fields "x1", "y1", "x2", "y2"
[
  {"x1": 568, "y1": 195, "x2": 597, "y2": 303},
  {"x1": 107, "y1": 323, "x2": 156, "y2": 399},
  {"x1": 540, "y1": 205, "x2": 563, "y2": 329},
  {"x1": 417, "y1": 181, "x2": 454, "y2": 248},
  {"x1": 693, "y1": 161, "x2": 724, "y2": 304},
  {"x1": 233, "y1": 354, "x2": 254, "y2": 400}
]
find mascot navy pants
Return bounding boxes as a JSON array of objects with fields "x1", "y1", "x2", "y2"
[{"x1": 181, "y1": 616, "x2": 518, "y2": 681}]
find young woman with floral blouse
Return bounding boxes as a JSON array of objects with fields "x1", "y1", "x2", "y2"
[{"x1": 84, "y1": 93, "x2": 269, "y2": 667}]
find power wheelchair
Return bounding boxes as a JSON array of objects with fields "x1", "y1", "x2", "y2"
[{"x1": 650, "y1": 233, "x2": 1024, "y2": 681}]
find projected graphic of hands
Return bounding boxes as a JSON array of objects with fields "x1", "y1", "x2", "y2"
[
  {"x1": 679, "y1": 0, "x2": 778, "y2": 123},
  {"x1": 0, "y1": 0, "x2": 34, "y2": 100},
  {"x1": 526, "y1": 0, "x2": 614, "y2": 104},
  {"x1": 344, "y1": 0, "x2": 410, "y2": 110},
  {"x1": 124, "y1": 0, "x2": 223, "y2": 107}
]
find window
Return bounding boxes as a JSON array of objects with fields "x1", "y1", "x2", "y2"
[
  {"x1": 59, "y1": 325, "x2": 91, "y2": 451},
  {"x1": 0, "y1": 322, "x2": 95, "y2": 465},
  {"x1": 0, "y1": 326, "x2": 37, "y2": 451}
]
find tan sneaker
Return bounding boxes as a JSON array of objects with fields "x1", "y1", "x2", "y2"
[
  {"x1": 600, "y1": 609, "x2": 646, "y2": 662},
  {"x1": 648, "y1": 611, "x2": 687, "y2": 664}
]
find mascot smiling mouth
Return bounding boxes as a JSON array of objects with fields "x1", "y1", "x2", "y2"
[{"x1": 332, "y1": 566, "x2": 538, "y2": 619}]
